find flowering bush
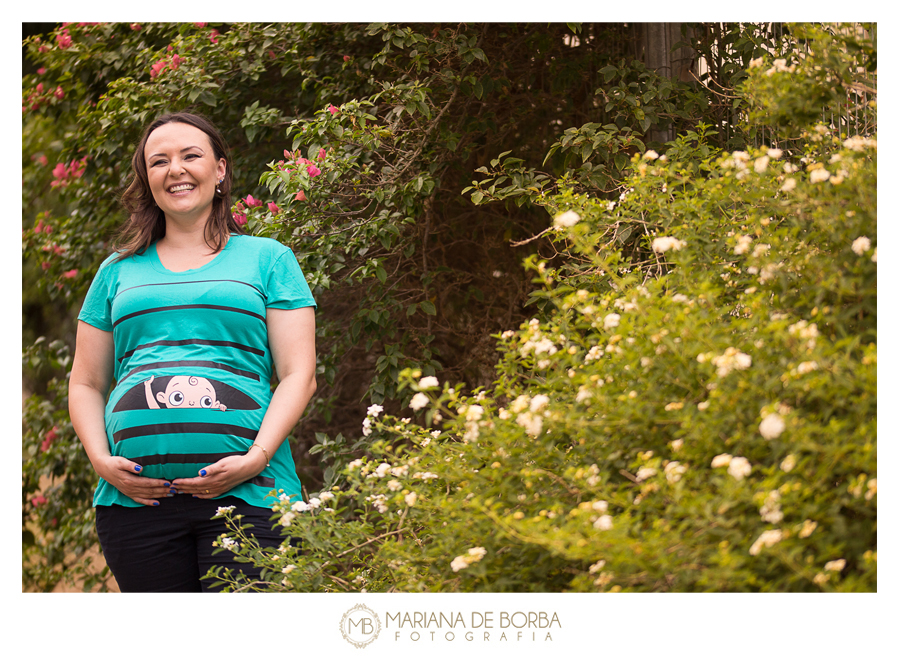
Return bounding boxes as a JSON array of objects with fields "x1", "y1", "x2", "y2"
[{"x1": 212, "y1": 43, "x2": 875, "y2": 591}]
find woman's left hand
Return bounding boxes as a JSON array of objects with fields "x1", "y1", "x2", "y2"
[{"x1": 171, "y1": 451, "x2": 267, "y2": 499}]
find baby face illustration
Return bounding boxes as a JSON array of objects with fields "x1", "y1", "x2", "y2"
[{"x1": 144, "y1": 375, "x2": 227, "y2": 410}]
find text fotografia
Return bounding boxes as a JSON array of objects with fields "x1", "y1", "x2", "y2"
[{"x1": 387, "y1": 611, "x2": 561, "y2": 642}]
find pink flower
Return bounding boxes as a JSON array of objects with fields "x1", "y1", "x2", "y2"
[
  {"x1": 294, "y1": 190, "x2": 307, "y2": 202},
  {"x1": 306, "y1": 165, "x2": 321, "y2": 177},
  {"x1": 56, "y1": 33, "x2": 72, "y2": 49},
  {"x1": 68, "y1": 158, "x2": 87, "y2": 178},
  {"x1": 318, "y1": 148, "x2": 327, "y2": 160},
  {"x1": 130, "y1": 23, "x2": 141, "y2": 31},
  {"x1": 150, "y1": 60, "x2": 167, "y2": 78},
  {"x1": 34, "y1": 220, "x2": 44, "y2": 234},
  {"x1": 244, "y1": 194, "x2": 262, "y2": 208},
  {"x1": 62, "y1": 269, "x2": 78, "y2": 279},
  {"x1": 41, "y1": 426, "x2": 58, "y2": 451},
  {"x1": 31, "y1": 495, "x2": 48, "y2": 507},
  {"x1": 267, "y1": 202, "x2": 281, "y2": 214},
  {"x1": 233, "y1": 212, "x2": 247, "y2": 226},
  {"x1": 167, "y1": 45, "x2": 174, "y2": 52},
  {"x1": 194, "y1": 22, "x2": 207, "y2": 28},
  {"x1": 41, "y1": 261, "x2": 50, "y2": 271},
  {"x1": 209, "y1": 29, "x2": 220, "y2": 44},
  {"x1": 37, "y1": 154, "x2": 48, "y2": 166},
  {"x1": 36, "y1": 83, "x2": 44, "y2": 93},
  {"x1": 54, "y1": 86, "x2": 64, "y2": 100},
  {"x1": 343, "y1": 55, "x2": 350, "y2": 62},
  {"x1": 37, "y1": 67, "x2": 46, "y2": 75},
  {"x1": 44, "y1": 225, "x2": 52, "y2": 234},
  {"x1": 170, "y1": 54, "x2": 182, "y2": 70},
  {"x1": 284, "y1": 149, "x2": 294, "y2": 160},
  {"x1": 328, "y1": 104, "x2": 339, "y2": 115},
  {"x1": 38, "y1": 44, "x2": 49, "y2": 54},
  {"x1": 51, "y1": 163, "x2": 69, "y2": 187}
]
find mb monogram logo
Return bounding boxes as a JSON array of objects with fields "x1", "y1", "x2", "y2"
[{"x1": 340, "y1": 603, "x2": 382, "y2": 648}]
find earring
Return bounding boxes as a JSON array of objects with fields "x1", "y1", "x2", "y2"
[{"x1": 216, "y1": 177, "x2": 224, "y2": 194}]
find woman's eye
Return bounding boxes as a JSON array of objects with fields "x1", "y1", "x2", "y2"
[
  {"x1": 200, "y1": 396, "x2": 213, "y2": 408},
  {"x1": 168, "y1": 391, "x2": 185, "y2": 406}
]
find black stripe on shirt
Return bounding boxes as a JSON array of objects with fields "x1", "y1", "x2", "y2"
[
  {"x1": 116, "y1": 279, "x2": 264, "y2": 300},
  {"x1": 120, "y1": 360, "x2": 260, "y2": 383},
  {"x1": 118, "y1": 339, "x2": 265, "y2": 363},
  {"x1": 129, "y1": 452, "x2": 275, "y2": 489},
  {"x1": 112, "y1": 304, "x2": 266, "y2": 328},
  {"x1": 113, "y1": 422, "x2": 259, "y2": 444}
]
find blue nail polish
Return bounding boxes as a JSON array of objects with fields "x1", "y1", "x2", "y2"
[
  {"x1": 170, "y1": 489, "x2": 177, "y2": 494},
  {"x1": 163, "y1": 482, "x2": 171, "y2": 487},
  {"x1": 200, "y1": 469, "x2": 207, "y2": 476},
  {"x1": 134, "y1": 465, "x2": 142, "y2": 472},
  {"x1": 152, "y1": 501, "x2": 159, "y2": 506}
]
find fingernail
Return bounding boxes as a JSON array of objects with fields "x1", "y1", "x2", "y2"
[
  {"x1": 163, "y1": 482, "x2": 171, "y2": 487},
  {"x1": 134, "y1": 465, "x2": 142, "y2": 472},
  {"x1": 200, "y1": 469, "x2": 207, "y2": 476},
  {"x1": 170, "y1": 489, "x2": 177, "y2": 494},
  {"x1": 166, "y1": 493, "x2": 173, "y2": 498},
  {"x1": 152, "y1": 501, "x2": 159, "y2": 506}
]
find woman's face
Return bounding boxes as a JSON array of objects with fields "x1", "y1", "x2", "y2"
[{"x1": 143, "y1": 121, "x2": 226, "y2": 226}]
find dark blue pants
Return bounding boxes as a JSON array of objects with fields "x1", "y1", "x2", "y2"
[{"x1": 95, "y1": 495, "x2": 286, "y2": 592}]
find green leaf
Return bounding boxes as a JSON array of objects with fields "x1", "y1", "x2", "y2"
[{"x1": 420, "y1": 301, "x2": 436, "y2": 315}]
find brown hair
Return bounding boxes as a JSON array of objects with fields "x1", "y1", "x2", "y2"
[{"x1": 114, "y1": 112, "x2": 244, "y2": 259}]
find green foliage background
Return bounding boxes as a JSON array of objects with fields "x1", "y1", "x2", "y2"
[{"x1": 22, "y1": 22, "x2": 875, "y2": 592}]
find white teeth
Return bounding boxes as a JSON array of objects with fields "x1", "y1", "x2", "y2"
[{"x1": 169, "y1": 184, "x2": 195, "y2": 193}]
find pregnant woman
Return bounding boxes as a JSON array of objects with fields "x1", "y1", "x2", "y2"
[{"x1": 68, "y1": 112, "x2": 317, "y2": 592}]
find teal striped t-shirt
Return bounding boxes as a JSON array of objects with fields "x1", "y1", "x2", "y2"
[{"x1": 77, "y1": 234, "x2": 316, "y2": 508}]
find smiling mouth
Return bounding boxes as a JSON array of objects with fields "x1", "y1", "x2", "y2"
[{"x1": 168, "y1": 183, "x2": 196, "y2": 193}]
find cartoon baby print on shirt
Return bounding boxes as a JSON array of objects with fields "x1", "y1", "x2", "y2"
[{"x1": 144, "y1": 375, "x2": 228, "y2": 410}]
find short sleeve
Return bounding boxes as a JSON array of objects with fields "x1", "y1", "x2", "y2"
[
  {"x1": 266, "y1": 249, "x2": 317, "y2": 310},
  {"x1": 77, "y1": 260, "x2": 114, "y2": 331}
]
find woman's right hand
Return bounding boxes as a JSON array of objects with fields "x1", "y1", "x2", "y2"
[{"x1": 95, "y1": 456, "x2": 173, "y2": 506}]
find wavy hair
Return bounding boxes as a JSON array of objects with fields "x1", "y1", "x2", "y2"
[{"x1": 114, "y1": 112, "x2": 244, "y2": 259}]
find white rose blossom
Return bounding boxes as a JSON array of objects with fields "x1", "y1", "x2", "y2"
[
  {"x1": 418, "y1": 376, "x2": 440, "y2": 389},
  {"x1": 780, "y1": 178, "x2": 797, "y2": 192},
  {"x1": 749, "y1": 529, "x2": 783, "y2": 555},
  {"x1": 554, "y1": 210, "x2": 581, "y2": 228},
  {"x1": 810, "y1": 168, "x2": 830, "y2": 183},
  {"x1": 635, "y1": 467, "x2": 657, "y2": 482},
  {"x1": 759, "y1": 413, "x2": 786, "y2": 440},
  {"x1": 851, "y1": 236, "x2": 871, "y2": 255},
  {"x1": 409, "y1": 392, "x2": 430, "y2": 411},
  {"x1": 652, "y1": 236, "x2": 687, "y2": 253},
  {"x1": 728, "y1": 456, "x2": 752, "y2": 481},
  {"x1": 593, "y1": 515, "x2": 614, "y2": 531}
]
